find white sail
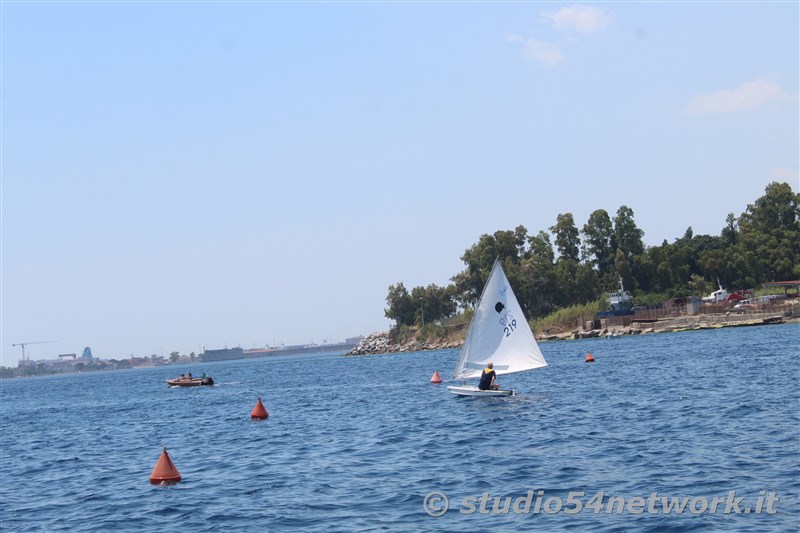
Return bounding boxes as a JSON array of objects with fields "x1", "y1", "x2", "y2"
[{"x1": 453, "y1": 259, "x2": 547, "y2": 380}]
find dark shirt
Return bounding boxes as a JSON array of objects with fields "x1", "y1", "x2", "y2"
[{"x1": 478, "y1": 369, "x2": 496, "y2": 390}]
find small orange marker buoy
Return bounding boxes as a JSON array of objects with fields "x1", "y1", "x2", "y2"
[
  {"x1": 585, "y1": 352, "x2": 595, "y2": 363},
  {"x1": 430, "y1": 369, "x2": 443, "y2": 383},
  {"x1": 149, "y1": 447, "x2": 181, "y2": 485},
  {"x1": 251, "y1": 397, "x2": 269, "y2": 420}
]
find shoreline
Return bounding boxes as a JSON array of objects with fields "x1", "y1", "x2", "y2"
[{"x1": 345, "y1": 313, "x2": 798, "y2": 356}]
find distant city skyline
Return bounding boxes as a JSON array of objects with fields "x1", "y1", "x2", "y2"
[{"x1": 2, "y1": 2, "x2": 798, "y2": 366}]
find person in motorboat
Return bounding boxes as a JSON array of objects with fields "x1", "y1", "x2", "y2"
[
  {"x1": 179, "y1": 373, "x2": 186, "y2": 381},
  {"x1": 187, "y1": 372, "x2": 193, "y2": 380},
  {"x1": 478, "y1": 362, "x2": 499, "y2": 391}
]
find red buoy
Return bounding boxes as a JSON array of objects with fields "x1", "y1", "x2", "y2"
[
  {"x1": 585, "y1": 352, "x2": 595, "y2": 363},
  {"x1": 149, "y1": 447, "x2": 181, "y2": 484},
  {"x1": 251, "y1": 397, "x2": 269, "y2": 420},
  {"x1": 430, "y1": 370, "x2": 443, "y2": 383}
]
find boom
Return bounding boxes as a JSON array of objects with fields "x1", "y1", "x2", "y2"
[{"x1": 11, "y1": 340, "x2": 57, "y2": 362}]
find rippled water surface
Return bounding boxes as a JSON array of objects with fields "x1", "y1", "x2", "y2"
[{"x1": 1, "y1": 324, "x2": 798, "y2": 532}]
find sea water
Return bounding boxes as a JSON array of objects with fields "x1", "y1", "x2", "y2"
[{"x1": 1, "y1": 324, "x2": 798, "y2": 532}]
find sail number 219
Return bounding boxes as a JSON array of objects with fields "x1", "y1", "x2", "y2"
[{"x1": 503, "y1": 318, "x2": 517, "y2": 337}]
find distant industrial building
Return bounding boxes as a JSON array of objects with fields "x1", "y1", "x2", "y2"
[{"x1": 19, "y1": 346, "x2": 99, "y2": 370}]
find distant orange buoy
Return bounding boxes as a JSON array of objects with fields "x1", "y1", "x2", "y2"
[
  {"x1": 251, "y1": 397, "x2": 269, "y2": 420},
  {"x1": 430, "y1": 370, "x2": 443, "y2": 383},
  {"x1": 149, "y1": 447, "x2": 181, "y2": 484},
  {"x1": 585, "y1": 352, "x2": 595, "y2": 363}
]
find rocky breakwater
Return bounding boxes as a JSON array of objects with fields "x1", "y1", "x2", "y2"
[{"x1": 345, "y1": 331, "x2": 463, "y2": 356}]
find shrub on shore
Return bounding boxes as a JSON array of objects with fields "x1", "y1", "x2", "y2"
[{"x1": 532, "y1": 301, "x2": 605, "y2": 334}]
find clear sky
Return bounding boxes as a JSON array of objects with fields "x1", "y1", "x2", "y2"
[{"x1": 2, "y1": 1, "x2": 798, "y2": 366}]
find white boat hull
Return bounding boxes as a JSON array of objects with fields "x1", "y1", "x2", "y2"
[{"x1": 447, "y1": 385, "x2": 514, "y2": 397}]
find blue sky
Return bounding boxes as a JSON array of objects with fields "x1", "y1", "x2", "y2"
[{"x1": 2, "y1": 2, "x2": 798, "y2": 366}]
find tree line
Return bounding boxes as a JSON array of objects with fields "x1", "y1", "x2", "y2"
[{"x1": 385, "y1": 181, "x2": 799, "y2": 328}]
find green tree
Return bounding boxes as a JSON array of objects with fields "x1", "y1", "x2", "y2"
[
  {"x1": 721, "y1": 213, "x2": 738, "y2": 245},
  {"x1": 553, "y1": 259, "x2": 579, "y2": 307},
  {"x1": 385, "y1": 281, "x2": 457, "y2": 328},
  {"x1": 526, "y1": 230, "x2": 555, "y2": 264},
  {"x1": 631, "y1": 252, "x2": 656, "y2": 293},
  {"x1": 521, "y1": 231, "x2": 557, "y2": 317},
  {"x1": 452, "y1": 228, "x2": 529, "y2": 306},
  {"x1": 688, "y1": 274, "x2": 711, "y2": 296},
  {"x1": 385, "y1": 282, "x2": 416, "y2": 326},
  {"x1": 614, "y1": 248, "x2": 633, "y2": 292},
  {"x1": 549, "y1": 213, "x2": 580, "y2": 262},
  {"x1": 735, "y1": 181, "x2": 800, "y2": 283},
  {"x1": 741, "y1": 181, "x2": 799, "y2": 232},
  {"x1": 411, "y1": 284, "x2": 456, "y2": 326},
  {"x1": 574, "y1": 262, "x2": 601, "y2": 304},
  {"x1": 517, "y1": 256, "x2": 555, "y2": 318},
  {"x1": 613, "y1": 205, "x2": 645, "y2": 258},
  {"x1": 581, "y1": 209, "x2": 614, "y2": 278}
]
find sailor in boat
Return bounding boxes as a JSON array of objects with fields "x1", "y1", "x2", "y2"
[{"x1": 478, "y1": 362, "x2": 500, "y2": 391}]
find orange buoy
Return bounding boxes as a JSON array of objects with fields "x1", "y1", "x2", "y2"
[
  {"x1": 430, "y1": 369, "x2": 443, "y2": 383},
  {"x1": 149, "y1": 447, "x2": 181, "y2": 484},
  {"x1": 251, "y1": 397, "x2": 269, "y2": 420},
  {"x1": 585, "y1": 352, "x2": 595, "y2": 363}
]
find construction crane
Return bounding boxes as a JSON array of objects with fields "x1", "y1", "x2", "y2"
[{"x1": 11, "y1": 340, "x2": 57, "y2": 362}]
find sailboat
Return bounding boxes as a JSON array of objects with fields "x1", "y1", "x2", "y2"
[{"x1": 447, "y1": 259, "x2": 548, "y2": 397}]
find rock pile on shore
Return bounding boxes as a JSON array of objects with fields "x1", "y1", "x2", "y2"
[
  {"x1": 345, "y1": 332, "x2": 391, "y2": 355},
  {"x1": 345, "y1": 332, "x2": 462, "y2": 356}
]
